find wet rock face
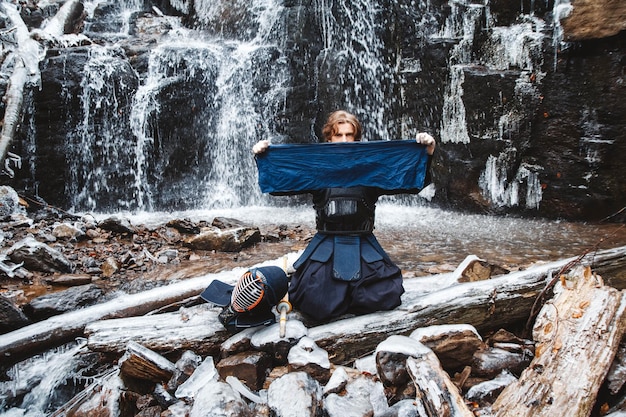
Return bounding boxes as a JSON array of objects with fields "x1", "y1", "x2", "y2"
[
  {"x1": 5, "y1": 1, "x2": 626, "y2": 221},
  {"x1": 561, "y1": 0, "x2": 626, "y2": 41}
]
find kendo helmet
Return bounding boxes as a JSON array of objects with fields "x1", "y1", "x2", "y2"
[{"x1": 200, "y1": 266, "x2": 289, "y2": 333}]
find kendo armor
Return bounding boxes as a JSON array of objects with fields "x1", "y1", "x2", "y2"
[{"x1": 314, "y1": 187, "x2": 376, "y2": 234}]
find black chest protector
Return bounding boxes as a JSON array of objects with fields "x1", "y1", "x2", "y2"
[{"x1": 313, "y1": 187, "x2": 377, "y2": 234}]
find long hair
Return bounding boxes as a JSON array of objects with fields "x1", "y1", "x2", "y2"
[{"x1": 322, "y1": 110, "x2": 362, "y2": 142}]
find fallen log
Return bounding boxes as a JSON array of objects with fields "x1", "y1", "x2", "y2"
[
  {"x1": 311, "y1": 244, "x2": 626, "y2": 363},
  {"x1": 0, "y1": 4, "x2": 42, "y2": 166},
  {"x1": 407, "y1": 355, "x2": 474, "y2": 417},
  {"x1": 82, "y1": 245, "x2": 626, "y2": 363},
  {"x1": 490, "y1": 266, "x2": 626, "y2": 417},
  {"x1": 0, "y1": 255, "x2": 297, "y2": 368},
  {"x1": 119, "y1": 341, "x2": 177, "y2": 382},
  {"x1": 38, "y1": 0, "x2": 82, "y2": 37}
]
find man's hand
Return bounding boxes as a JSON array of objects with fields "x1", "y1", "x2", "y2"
[
  {"x1": 252, "y1": 140, "x2": 270, "y2": 154},
  {"x1": 416, "y1": 133, "x2": 436, "y2": 155}
]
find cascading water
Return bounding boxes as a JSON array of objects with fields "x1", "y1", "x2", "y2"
[
  {"x1": 58, "y1": 0, "x2": 411, "y2": 212},
  {"x1": 69, "y1": 0, "x2": 291, "y2": 212},
  {"x1": 68, "y1": 45, "x2": 140, "y2": 211},
  {"x1": 436, "y1": 0, "x2": 547, "y2": 210},
  {"x1": 314, "y1": 0, "x2": 395, "y2": 139}
]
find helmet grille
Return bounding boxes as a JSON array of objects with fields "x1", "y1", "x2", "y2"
[{"x1": 231, "y1": 270, "x2": 265, "y2": 313}]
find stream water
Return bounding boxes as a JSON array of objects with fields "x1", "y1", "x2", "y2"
[{"x1": 122, "y1": 203, "x2": 626, "y2": 276}]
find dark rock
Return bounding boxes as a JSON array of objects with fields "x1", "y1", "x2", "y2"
[
  {"x1": 7, "y1": 236, "x2": 74, "y2": 273},
  {"x1": 166, "y1": 218, "x2": 200, "y2": 234},
  {"x1": 216, "y1": 350, "x2": 272, "y2": 391},
  {"x1": 411, "y1": 324, "x2": 486, "y2": 372},
  {"x1": 23, "y1": 283, "x2": 105, "y2": 320},
  {"x1": 98, "y1": 217, "x2": 136, "y2": 235},
  {"x1": 212, "y1": 217, "x2": 252, "y2": 229},
  {"x1": 472, "y1": 346, "x2": 532, "y2": 379},
  {"x1": 0, "y1": 295, "x2": 30, "y2": 334}
]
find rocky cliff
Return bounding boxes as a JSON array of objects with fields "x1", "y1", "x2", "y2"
[{"x1": 0, "y1": 0, "x2": 624, "y2": 221}]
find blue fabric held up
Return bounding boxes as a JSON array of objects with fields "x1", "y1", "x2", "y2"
[{"x1": 255, "y1": 140, "x2": 429, "y2": 193}]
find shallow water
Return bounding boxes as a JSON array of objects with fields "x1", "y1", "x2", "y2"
[{"x1": 117, "y1": 204, "x2": 626, "y2": 276}]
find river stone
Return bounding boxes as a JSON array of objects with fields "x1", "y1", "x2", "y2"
[
  {"x1": 52, "y1": 222, "x2": 85, "y2": 240},
  {"x1": 7, "y1": 236, "x2": 74, "y2": 273},
  {"x1": 216, "y1": 350, "x2": 272, "y2": 391},
  {"x1": 23, "y1": 283, "x2": 105, "y2": 320},
  {"x1": 267, "y1": 372, "x2": 323, "y2": 417},
  {"x1": 0, "y1": 295, "x2": 30, "y2": 334},
  {"x1": 184, "y1": 227, "x2": 261, "y2": 252}
]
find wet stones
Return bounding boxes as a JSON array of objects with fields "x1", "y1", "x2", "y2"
[
  {"x1": 7, "y1": 236, "x2": 75, "y2": 273},
  {"x1": 23, "y1": 283, "x2": 105, "y2": 320},
  {"x1": 0, "y1": 295, "x2": 30, "y2": 333},
  {"x1": 216, "y1": 351, "x2": 273, "y2": 391}
]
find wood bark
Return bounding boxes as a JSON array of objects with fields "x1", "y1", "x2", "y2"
[
  {"x1": 119, "y1": 341, "x2": 177, "y2": 382},
  {"x1": 82, "y1": 246, "x2": 626, "y2": 363},
  {"x1": 407, "y1": 355, "x2": 474, "y2": 417},
  {"x1": 0, "y1": 4, "x2": 35, "y2": 166},
  {"x1": 490, "y1": 266, "x2": 626, "y2": 417},
  {"x1": 0, "y1": 0, "x2": 82, "y2": 166}
]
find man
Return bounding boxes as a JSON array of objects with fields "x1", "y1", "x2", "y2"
[{"x1": 253, "y1": 110, "x2": 436, "y2": 321}]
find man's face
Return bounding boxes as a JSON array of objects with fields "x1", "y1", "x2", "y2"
[{"x1": 330, "y1": 122, "x2": 356, "y2": 143}]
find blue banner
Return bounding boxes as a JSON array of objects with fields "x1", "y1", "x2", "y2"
[{"x1": 255, "y1": 140, "x2": 429, "y2": 193}]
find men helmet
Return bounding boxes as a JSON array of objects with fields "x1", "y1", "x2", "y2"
[{"x1": 200, "y1": 266, "x2": 288, "y2": 332}]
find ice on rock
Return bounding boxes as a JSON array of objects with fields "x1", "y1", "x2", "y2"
[
  {"x1": 465, "y1": 370, "x2": 517, "y2": 402},
  {"x1": 288, "y1": 336, "x2": 330, "y2": 369},
  {"x1": 267, "y1": 372, "x2": 322, "y2": 417},
  {"x1": 376, "y1": 334, "x2": 431, "y2": 357},
  {"x1": 175, "y1": 356, "x2": 218, "y2": 400},
  {"x1": 251, "y1": 319, "x2": 308, "y2": 347},
  {"x1": 354, "y1": 354, "x2": 377, "y2": 375},
  {"x1": 323, "y1": 366, "x2": 349, "y2": 395},
  {"x1": 324, "y1": 376, "x2": 388, "y2": 417},
  {"x1": 189, "y1": 380, "x2": 248, "y2": 417}
]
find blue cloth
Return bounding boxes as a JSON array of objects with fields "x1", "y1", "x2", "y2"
[{"x1": 255, "y1": 140, "x2": 429, "y2": 193}]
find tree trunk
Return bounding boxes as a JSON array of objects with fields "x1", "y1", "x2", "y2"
[
  {"x1": 407, "y1": 355, "x2": 474, "y2": 417},
  {"x1": 0, "y1": 4, "x2": 38, "y2": 166},
  {"x1": 490, "y1": 266, "x2": 626, "y2": 417},
  {"x1": 0, "y1": 0, "x2": 83, "y2": 166},
  {"x1": 82, "y1": 246, "x2": 626, "y2": 363}
]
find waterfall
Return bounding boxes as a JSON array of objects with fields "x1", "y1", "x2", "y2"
[
  {"x1": 5, "y1": 0, "x2": 614, "y2": 217},
  {"x1": 0, "y1": 341, "x2": 94, "y2": 416},
  {"x1": 314, "y1": 0, "x2": 395, "y2": 140},
  {"x1": 69, "y1": 45, "x2": 139, "y2": 211},
  {"x1": 70, "y1": 0, "x2": 290, "y2": 211},
  {"x1": 434, "y1": 1, "x2": 547, "y2": 210}
]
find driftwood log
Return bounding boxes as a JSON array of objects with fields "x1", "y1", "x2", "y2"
[
  {"x1": 407, "y1": 355, "x2": 474, "y2": 417},
  {"x1": 118, "y1": 341, "x2": 177, "y2": 382},
  {"x1": 490, "y1": 266, "x2": 626, "y2": 417},
  {"x1": 0, "y1": 0, "x2": 83, "y2": 165},
  {"x1": 0, "y1": 256, "x2": 298, "y2": 367},
  {"x1": 0, "y1": 4, "x2": 39, "y2": 165},
  {"x1": 82, "y1": 246, "x2": 626, "y2": 364}
]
